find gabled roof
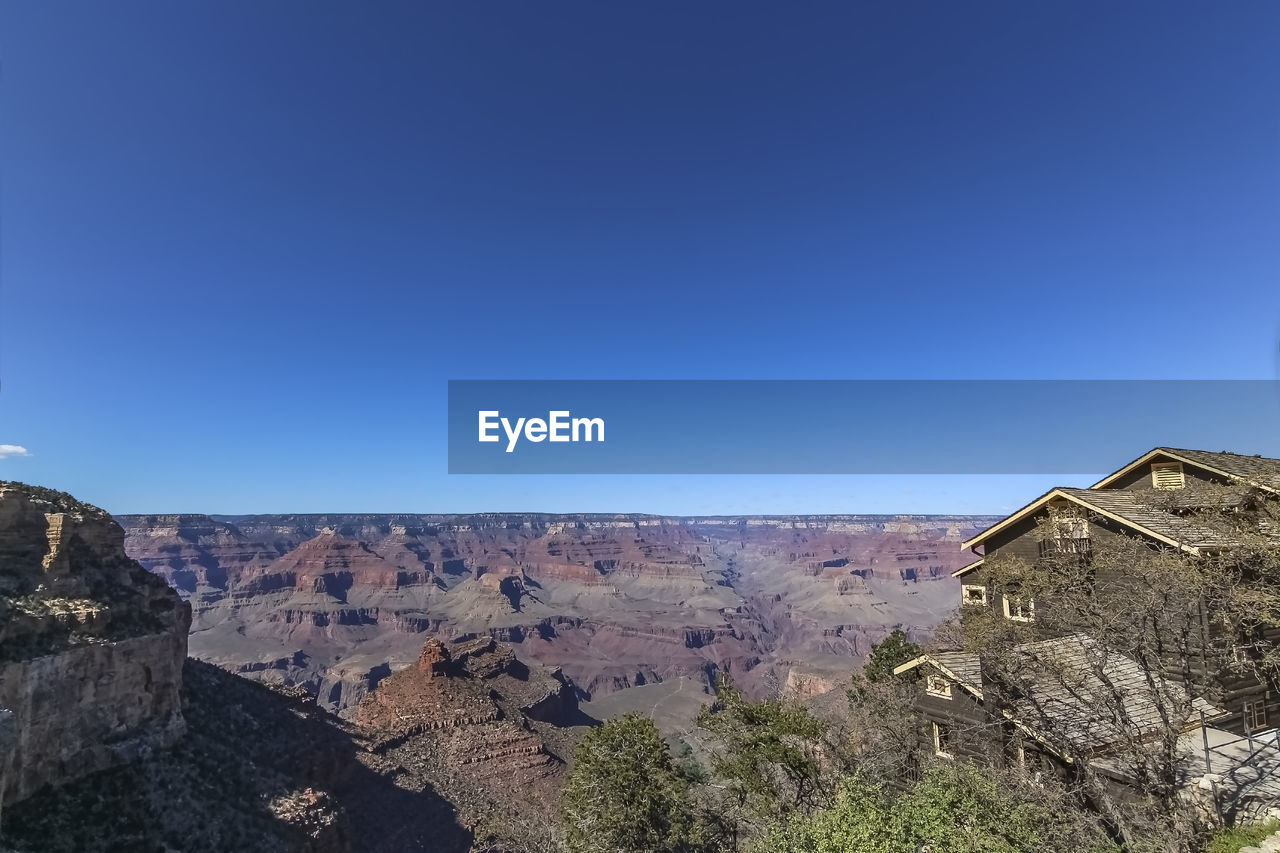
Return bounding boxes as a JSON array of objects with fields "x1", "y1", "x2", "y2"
[
  {"x1": 952, "y1": 558, "x2": 983, "y2": 578},
  {"x1": 961, "y1": 487, "x2": 1227, "y2": 554},
  {"x1": 1056, "y1": 488, "x2": 1240, "y2": 549},
  {"x1": 1005, "y1": 634, "x2": 1227, "y2": 753},
  {"x1": 1091, "y1": 447, "x2": 1280, "y2": 494},
  {"x1": 893, "y1": 651, "x2": 983, "y2": 699},
  {"x1": 896, "y1": 636, "x2": 1228, "y2": 758}
]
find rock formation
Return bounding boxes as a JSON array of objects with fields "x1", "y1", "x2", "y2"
[
  {"x1": 0, "y1": 484, "x2": 578, "y2": 852},
  {"x1": 118, "y1": 512, "x2": 996, "y2": 712},
  {"x1": 0, "y1": 483, "x2": 190, "y2": 805},
  {"x1": 353, "y1": 635, "x2": 572, "y2": 815}
]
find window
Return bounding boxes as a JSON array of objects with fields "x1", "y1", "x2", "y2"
[
  {"x1": 1244, "y1": 698, "x2": 1269, "y2": 732},
  {"x1": 1003, "y1": 595, "x2": 1036, "y2": 623},
  {"x1": 933, "y1": 722, "x2": 954, "y2": 758},
  {"x1": 1233, "y1": 625, "x2": 1264, "y2": 667},
  {"x1": 925, "y1": 674, "x2": 953, "y2": 699},
  {"x1": 1152, "y1": 461, "x2": 1186, "y2": 490},
  {"x1": 962, "y1": 584, "x2": 988, "y2": 606},
  {"x1": 1040, "y1": 507, "x2": 1090, "y2": 558}
]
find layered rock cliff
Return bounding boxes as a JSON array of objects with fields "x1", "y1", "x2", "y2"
[
  {"x1": 118, "y1": 512, "x2": 995, "y2": 712},
  {"x1": 0, "y1": 483, "x2": 190, "y2": 806}
]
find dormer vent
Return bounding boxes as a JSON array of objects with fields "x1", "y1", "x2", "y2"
[{"x1": 1151, "y1": 461, "x2": 1185, "y2": 490}]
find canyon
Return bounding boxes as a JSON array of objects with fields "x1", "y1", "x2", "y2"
[
  {"x1": 0, "y1": 485, "x2": 998, "y2": 851},
  {"x1": 116, "y1": 512, "x2": 996, "y2": 716},
  {"x1": 0, "y1": 482, "x2": 583, "y2": 851}
]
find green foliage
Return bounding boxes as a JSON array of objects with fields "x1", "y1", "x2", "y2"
[
  {"x1": 895, "y1": 762, "x2": 1101, "y2": 853},
  {"x1": 862, "y1": 629, "x2": 922, "y2": 684},
  {"x1": 756, "y1": 777, "x2": 893, "y2": 853},
  {"x1": 561, "y1": 714, "x2": 706, "y2": 853},
  {"x1": 757, "y1": 763, "x2": 1118, "y2": 853},
  {"x1": 675, "y1": 739, "x2": 710, "y2": 785},
  {"x1": 696, "y1": 675, "x2": 828, "y2": 824},
  {"x1": 1206, "y1": 819, "x2": 1280, "y2": 853}
]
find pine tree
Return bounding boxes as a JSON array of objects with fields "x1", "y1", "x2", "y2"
[
  {"x1": 861, "y1": 629, "x2": 921, "y2": 684},
  {"x1": 561, "y1": 714, "x2": 701, "y2": 853}
]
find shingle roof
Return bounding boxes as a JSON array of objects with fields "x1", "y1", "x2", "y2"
[
  {"x1": 892, "y1": 651, "x2": 983, "y2": 696},
  {"x1": 968, "y1": 447, "x2": 1280, "y2": 552},
  {"x1": 1057, "y1": 488, "x2": 1239, "y2": 550},
  {"x1": 1159, "y1": 448, "x2": 1280, "y2": 492},
  {"x1": 1006, "y1": 634, "x2": 1225, "y2": 753},
  {"x1": 898, "y1": 636, "x2": 1226, "y2": 757},
  {"x1": 963, "y1": 484, "x2": 1245, "y2": 553},
  {"x1": 929, "y1": 651, "x2": 981, "y2": 687}
]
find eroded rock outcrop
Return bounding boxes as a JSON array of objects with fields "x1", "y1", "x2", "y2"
[
  {"x1": 353, "y1": 636, "x2": 571, "y2": 819},
  {"x1": 0, "y1": 483, "x2": 191, "y2": 805},
  {"x1": 356, "y1": 639, "x2": 500, "y2": 734}
]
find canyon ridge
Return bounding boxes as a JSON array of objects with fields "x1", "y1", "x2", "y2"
[{"x1": 117, "y1": 512, "x2": 997, "y2": 716}]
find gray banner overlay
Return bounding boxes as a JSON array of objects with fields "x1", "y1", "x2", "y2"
[{"x1": 447, "y1": 380, "x2": 1280, "y2": 474}]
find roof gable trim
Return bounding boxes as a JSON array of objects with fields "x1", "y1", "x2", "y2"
[
  {"x1": 1090, "y1": 447, "x2": 1280, "y2": 494},
  {"x1": 961, "y1": 488, "x2": 1202, "y2": 554},
  {"x1": 892, "y1": 654, "x2": 984, "y2": 701}
]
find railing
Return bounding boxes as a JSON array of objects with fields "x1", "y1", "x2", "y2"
[
  {"x1": 1196, "y1": 709, "x2": 1280, "y2": 820},
  {"x1": 1037, "y1": 538, "x2": 1092, "y2": 560}
]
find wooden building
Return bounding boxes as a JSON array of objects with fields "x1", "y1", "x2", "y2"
[{"x1": 895, "y1": 448, "x2": 1280, "y2": 776}]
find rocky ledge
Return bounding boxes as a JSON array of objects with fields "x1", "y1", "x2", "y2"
[{"x1": 0, "y1": 482, "x2": 191, "y2": 806}]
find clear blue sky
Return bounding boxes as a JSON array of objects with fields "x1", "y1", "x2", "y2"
[{"x1": 1, "y1": 2, "x2": 1277, "y2": 515}]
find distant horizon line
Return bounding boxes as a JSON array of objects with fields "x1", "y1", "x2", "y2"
[{"x1": 110, "y1": 509, "x2": 1007, "y2": 520}]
